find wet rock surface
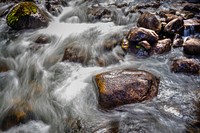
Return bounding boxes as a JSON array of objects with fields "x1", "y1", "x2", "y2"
[
  {"x1": 164, "y1": 17, "x2": 184, "y2": 35},
  {"x1": 183, "y1": 38, "x2": 200, "y2": 55},
  {"x1": 87, "y1": 6, "x2": 114, "y2": 23},
  {"x1": 45, "y1": 0, "x2": 67, "y2": 16},
  {"x1": 6, "y1": 2, "x2": 50, "y2": 30},
  {"x1": 34, "y1": 34, "x2": 51, "y2": 44},
  {"x1": 137, "y1": 12, "x2": 161, "y2": 33},
  {"x1": 127, "y1": 27, "x2": 159, "y2": 44},
  {"x1": 94, "y1": 69, "x2": 160, "y2": 108},
  {"x1": 171, "y1": 58, "x2": 200, "y2": 74},
  {"x1": 62, "y1": 45, "x2": 91, "y2": 65},
  {"x1": 0, "y1": 103, "x2": 35, "y2": 131},
  {"x1": 173, "y1": 34, "x2": 183, "y2": 47},
  {"x1": 152, "y1": 38, "x2": 172, "y2": 54}
]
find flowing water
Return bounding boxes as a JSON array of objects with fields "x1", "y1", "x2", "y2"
[{"x1": 0, "y1": 0, "x2": 200, "y2": 133}]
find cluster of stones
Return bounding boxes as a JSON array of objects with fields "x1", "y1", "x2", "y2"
[
  {"x1": 0, "y1": 0, "x2": 199, "y2": 131},
  {"x1": 90, "y1": 1, "x2": 200, "y2": 110}
]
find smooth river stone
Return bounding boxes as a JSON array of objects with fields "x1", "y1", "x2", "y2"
[{"x1": 94, "y1": 69, "x2": 160, "y2": 109}]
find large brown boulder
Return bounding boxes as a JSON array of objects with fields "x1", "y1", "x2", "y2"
[
  {"x1": 127, "y1": 27, "x2": 159, "y2": 44},
  {"x1": 164, "y1": 17, "x2": 184, "y2": 35},
  {"x1": 137, "y1": 12, "x2": 161, "y2": 33},
  {"x1": 6, "y1": 2, "x2": 50, "y2": 30},
  {"x1": 94, "y1": 69, "x2": 160, "y2": 109},
  {"x1": 152, "y1": 38, "x2": 172, "y2": 54},
  {"x1": 171, "y1": 58, "x2": 200, "y2": 75},
  {"x1": 183, "y1": 38, "x2": 200, "y2": 55}
]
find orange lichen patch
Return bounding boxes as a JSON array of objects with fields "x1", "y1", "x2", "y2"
[
  {"x1": 13, "y1": 111, "x2": 26, "y2": 121},
  {"x1": 95, "y1": 74, "x2": 106, "y2": 94},
  {"x1": 0, "y1": 102, "x2": 34, "y2": 131}
]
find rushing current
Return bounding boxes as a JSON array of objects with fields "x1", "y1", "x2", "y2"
[{"x1": 0, "y1": 0, "x2": 200, "y2": 133}]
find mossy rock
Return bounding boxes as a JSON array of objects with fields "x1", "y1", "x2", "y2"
[{"x1": 6, "y1": 2, "x2": 50, "y2": 29}]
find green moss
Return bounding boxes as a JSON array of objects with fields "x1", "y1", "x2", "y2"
[
  {"x1": 7, "y1": 2, "x2": 38, "y2": 27},
  {"x1": 136, "y1": 45, "x2": 141, "y2": 49}
]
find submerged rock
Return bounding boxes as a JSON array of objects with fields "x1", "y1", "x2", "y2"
[
  {"x1": 127, "y1": 27, "x2": 159, "y2": 44},
  {"x1": 171, "y1": 58, "x2": 200, "y2": 74},
  {"x1": 0, "y1": 58, "x2": 9, "y2": 72},
  {"x1": 34, "y1": 34, "x2": 51, "y2": 44},
  {"x1": 164, "y1": 17, "x2": 184, "y2": 35},
  {"x1": 152, "y1": 38, "x2": 172, "y2": 54},
  {"x1": 137, "y1": 12, "x2": 161, "y2": 33},
  {"x1": 0, "y1": 103, "x2": 35, "y2": 131},
  {"x1": 173, "y1": 34, "x2": 183, "y2": 48},
  {"x1": 87, "y1": 6, "x2": 114, "y2": 22},
  {"x1": 183, "y1": 38, "x2": 200, "y2": 55},
  {"x1": 45, "y1": 0, "x2": 67, "y2": 16},
  {"x1": 62, "y1": 45, "x2": 91, "y2": 65},
  {"x1": 94, "y1": 69, "x2": 159, "y2": 109},
  {"x1": 6, "y1": 2, "x2": 50, "y2": 30},
  {"x1": 183, "y1": 3, "x2": 200, "y2": 13}
]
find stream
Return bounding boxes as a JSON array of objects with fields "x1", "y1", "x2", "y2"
[{"x1": 0, "y1": 0, "x2": 200, "y2": 133}]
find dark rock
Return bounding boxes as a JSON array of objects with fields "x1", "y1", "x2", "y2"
[
  {"x1": 127, "y1": 27, "x2": 159, "y2": 44},
  {"x1": 152, "y1": 38, "x2": 172, "y2": 54},
  {"x1": 35, "y1": 35, "x2": 51, "y2": 44},
  {"x1": 62, "y1": 45, "x2": 90, "y2": 65},
  {"x1": 94, "y1": 69, "x2": 159, "y2": 108},
  {"x1": 171, "y1": 58, "x2": 200, "y2": 74},
  {"x1": 0, "y1": 58, "x2": 9, "y2": 72},
  {"x1": 180, "y1": 11, "x2": 194, "y2": 19},
  {"x1": 138, "y1": 40, "x2": 151, "y2": 50},
  {"x1": 127, "y1": 40, "x2": 151, "y2": 57},
  {"x1": 159, "y1": 10, "x2": 176, "y2": 18},
  {"x1": 6, "y1": 2, "x2": 50, "y2": 30},
  {"x1": 183, "y1": 38, "x2": 200, "y2": 55},
  {"x1": 0, "y1": 103, "x2": 35, "y2": 131},
  {"x1": 115, "y1": 2, "x2": 127, "y2": 8},
  {"x1": 131, "y1": 46, "x2": 149, "y2": 57},
  {"x1": 173, "y1": 34, "x2": 183, "y2": 47},
  {"x1": 45, "y1": 0, "x2": 66, "y2": 16},
  {"x1": 103, "y1": 34, "x2": 122, "y2": 51},
  {"x1": 88, "y1": 7, "x2": 114, "y2": 22},
  {"x1": 158, "y1": 10, "x2": 178, "y2": 23},
  {"x1": 164, "y1": 17, "x2": 184, "y2": 35},
  {"x1": 135, "y1": 2, "x2": 160, "y2": 9},
  {"x1": 187, "y1": 0, "x2": 200, "y2": 3},
  {"x1": 164, "y1": 14, "x2": 178, "y2": 23},
  {"x1": 137, "y1": 12, "x2": 161, "y2": 33},
  {"x1": 183, "y1": 4, "x2": 200, "y2": 13}
]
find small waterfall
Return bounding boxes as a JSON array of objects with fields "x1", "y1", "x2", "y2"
[{"x1": 184, "y1": 25, "x2": 195, "y2": 37}]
